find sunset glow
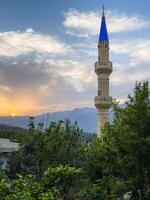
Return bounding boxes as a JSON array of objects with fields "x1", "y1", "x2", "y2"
[
  {"x1": 0, "y1": 0, "x2": 149, "y2": 116},
  {"x1": 11, "y1": 113, "x2": 16, "y2": 117},
  {"x1": 0, "y1": 94, "x2": 40, "y2": 116}
]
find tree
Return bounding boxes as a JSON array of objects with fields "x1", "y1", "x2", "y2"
[
  {"x1": 0, "y1": 165, "x2": 83, "y2": 200},
  {"x1": 85, "y1": 81, "x2": 150, "y2": 199},
  {"x1": 2, "y1": 81, "x2": 150, "y2": 199},
  {"x1": 6, "y1": 119, "x2": 86, "y2": 180},
  {"x1": 43, "y1": 165, "x2": 83, "y2": 200},
  {"x1": 108, "y1": 81, "x2": 150, "y2": 199}
]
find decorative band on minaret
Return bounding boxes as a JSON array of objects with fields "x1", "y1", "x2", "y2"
[{"x1": 94, "y1": 6, "x2": 113, "y2": 136}]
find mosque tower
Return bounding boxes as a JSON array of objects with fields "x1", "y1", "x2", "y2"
[{"x1": 94, "y1": 7, "x2": 113, "y2": 136}]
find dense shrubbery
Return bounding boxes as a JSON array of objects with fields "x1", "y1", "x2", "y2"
[
  {"x1": 0, "y1": 165, "x2": 82, "y2": 200},
  {"x1": 0, "y1": 81, "x2": 150, "y2": 199}
]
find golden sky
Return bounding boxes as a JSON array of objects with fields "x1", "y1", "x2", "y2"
[{"x1": 0, "y1": 2, "x2": 150, "y2": 116}]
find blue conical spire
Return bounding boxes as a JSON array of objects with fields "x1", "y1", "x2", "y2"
[{"x1": 99, "y1": 6, "x2": 109, "y2": 42}]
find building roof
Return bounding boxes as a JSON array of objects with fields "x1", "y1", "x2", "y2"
[
  {"x1": 99, "y1": 8, "x2": 109, "y2": 42},
  {"x1": 0, "y1": 138, "x2": 19, "y2": 153}
]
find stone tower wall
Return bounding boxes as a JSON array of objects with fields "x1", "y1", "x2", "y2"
[{"x1": 95, "y1": 41, "x2": 113, "y2": 136}]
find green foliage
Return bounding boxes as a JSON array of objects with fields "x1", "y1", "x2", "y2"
[
  {"x1": 0, "y1": 165, "x2": 83, "y2": 200},
  {"x1": 43, "y1": 165, "x2": 83, "y2": 199},
  {"x1": 101, "y1": 82, "x2": 150, "y2": 199},
  {"x1": 84, "y1": 81, "x2": 150, "y2": 199},
  {"x1": 6, "y1": 119, "x2": 86, "y2": 180},
  {"x1": 1, "y1": 81, "x2": 150, "y2": 199},
  {"x1": 84, "y1": 177, "x2": 122, "y2": 200},
  {"x1": 0, "y1": 125, "x2": 26, "y2": 141}
]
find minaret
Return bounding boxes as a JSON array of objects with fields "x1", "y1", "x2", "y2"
[{"x1": 94, "y1": 6, "x2": 113, "y2": 137}]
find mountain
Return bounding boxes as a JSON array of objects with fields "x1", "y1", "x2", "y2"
[
  {"x1": 0, "y1": 107, "x2": 114, "y2": 133},
  {"x1": 0, "y1": 124, "x2": 26, "y2": 133}
]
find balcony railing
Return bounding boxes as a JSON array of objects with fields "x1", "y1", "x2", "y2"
[
  {"x1": 94, "y1": 96, "x2": 112, "y2": 108},
  {"x1": 95, "y1": 61, "x2": 112, "y2": 74}
]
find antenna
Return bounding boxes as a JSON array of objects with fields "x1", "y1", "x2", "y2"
[
  {"x1": 42, "y1": 113, "x2": 45, "y2": 126},
  {"x1": 46, "y1": 112, "x2": 49, "y2": 129}
]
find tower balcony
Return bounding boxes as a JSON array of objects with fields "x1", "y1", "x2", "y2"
[
  {"x1": 95, "y1": 61, "x2": 112, "y2": 75},
  {"x1": 94, "y1": 96, "x2": 112, "y2": 109}
]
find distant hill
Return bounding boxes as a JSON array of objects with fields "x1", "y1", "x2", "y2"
[
  {"x1": 0, "y1": 124, "x2": 27, "y2": 140},
  {"x1": 0, "y1": 124, "x2": 26, "y2": 133},
  {"x1": 0, "y1": 107, "x2": 114, "y2": 133}
]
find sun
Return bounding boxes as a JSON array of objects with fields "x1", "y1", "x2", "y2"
[{"x1": 11, "y1": 113, "x2": 16, "y2": 117}]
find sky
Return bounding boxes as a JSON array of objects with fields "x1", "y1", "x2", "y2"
[{"x1": 0, "y1": 0, "x2": 150, "y2": 116}]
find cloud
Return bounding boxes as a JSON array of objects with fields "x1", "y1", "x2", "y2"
[
  {"x1": 107, "y1": 10, "x2": 150, "y2": 33},
  {"x1": 0, "y1": 28, "x2": 72, "y2": 57},
  {"x1": 132, "y1": 41, "x2": 150, "y2": 63},
  {"x1": 74, "y1": 38, "x2": 150, "y2": 65},
  {"x1": 0, "y1": 85, "x2": 12, "y2": 93},
  {"x1": 0, "y1": 8, "x2": 149, "y2": 116},
  {"x1": 63, "y1": 9, "x2": 150, "y2": 38},
  {"x1": 46, "y1": 59, "x2": 95, "y2": 87},
  {"x1": 111, "y1": 39, "x2": 150, "y2": 64},
  {"x1": 0, "y1": 58, "x2": 95, "y2": 115},
  {"x1": 61, "y1": 8, "x2": 150, "y2": 109}
]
